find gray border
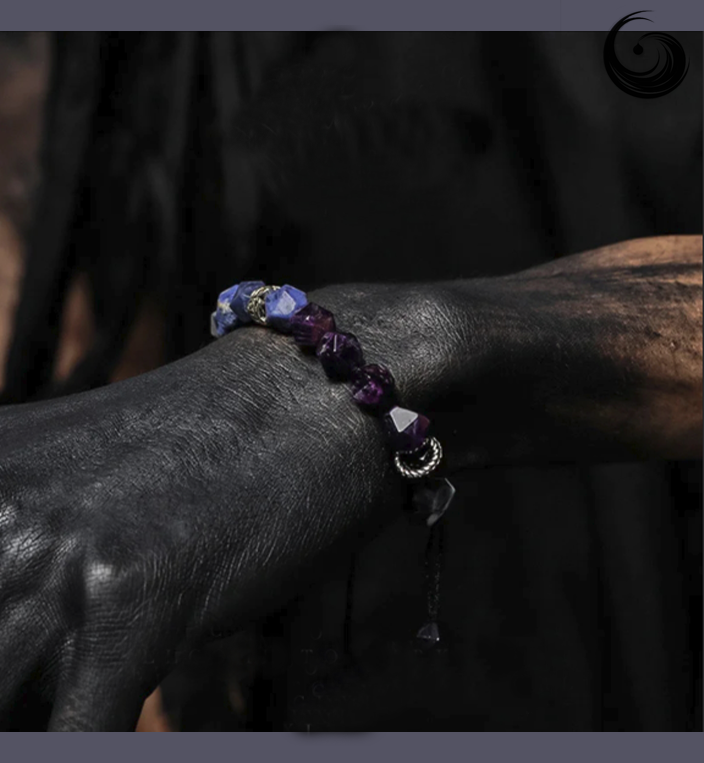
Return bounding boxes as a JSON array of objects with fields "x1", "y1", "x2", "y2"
[
  {"x1": 0, "y1": 0, "x2": 702, "y2": 31},
  {"x1": 4, "y1": 729, "x2": 704, "y2": 753},
  {"x1": 0, "y1": 0, "x2": 702, "y2": 754}
]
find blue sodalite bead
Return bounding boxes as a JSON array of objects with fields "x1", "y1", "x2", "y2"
[
  {"x1": 216, "y1": 283, "x2": 240, "y2": 311},
  {"x1": 231, "y1": 280, "x2": 266, "y2": 323},
  {"x1": 264, "y1": 284, "x2": 308, "y2": 332},
  {"x1": 210, "y1": 309, "x2": 239, "y2": 338},
  {"x1": 211, "y1": 283, "x2": 241, "y2": 338}
]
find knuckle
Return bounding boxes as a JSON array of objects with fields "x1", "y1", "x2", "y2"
[
  {"x1": 82, "y1": 557, "x2": 128, "y2": 600},
  {"x1": 80, "y1": 547, "x2": 146, "y2": 606},
  {"x1": 75, "y1": 531, "x2": 182, "y2": 637},
  {"x1": 73, "y1": 541, "x2": 149, "y2": 629}
]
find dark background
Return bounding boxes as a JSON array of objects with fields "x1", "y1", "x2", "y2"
[{"x1": 0, "y1": 31, "x2": 702, "y2": 730}]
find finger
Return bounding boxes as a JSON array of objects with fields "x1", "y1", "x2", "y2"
[
  {"x1": 48, "y1": 651, "x2": 151, "y2": 732},
  {"x1": 0, "y1": 651, "x2": 41, "y2": 729},
  {"x1": 0, "y1": 603, "x2": 55, "y2": 727},
  {"x1": 0, "y1": 639, "x2": 36, "y2": 711},
  {"x1": 0, "y1": 677, "x2": 53, "y2": 732}
]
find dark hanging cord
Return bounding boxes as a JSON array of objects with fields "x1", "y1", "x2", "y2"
[
  {"x1": 417, "y1": 521, "x2": 446, "y2": 645},
  {"x1": 424, "y1": 523, "x2": 444, "y2": 625}
]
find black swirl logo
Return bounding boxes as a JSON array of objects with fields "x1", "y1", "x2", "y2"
[{"x1": 604, "y1": 11, "x2": 689, "y2": 98}]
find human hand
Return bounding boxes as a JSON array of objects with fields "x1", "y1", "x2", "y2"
[{"x1": 0, "y1": 282, "x2": 457, "y2": 731}]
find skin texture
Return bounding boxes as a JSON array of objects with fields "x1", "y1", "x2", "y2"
[{"x1": 0, "y1": 233, "x2": 701, "y2": 730}]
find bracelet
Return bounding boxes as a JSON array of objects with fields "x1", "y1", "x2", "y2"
[{"x1": 210, "y1": 281, "x2": 455, "y2": 527}]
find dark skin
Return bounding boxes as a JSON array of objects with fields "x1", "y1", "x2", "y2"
[{"x1": 0, "y1": 233, "x2": 701, "y2": 731}]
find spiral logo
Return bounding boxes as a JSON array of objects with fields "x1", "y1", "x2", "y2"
[{"x1": 604, "y1": 11, "x2": 689, "y2": 98}]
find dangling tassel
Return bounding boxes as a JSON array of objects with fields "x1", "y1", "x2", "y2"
[
  {"x1": 340, "y1": 476, "x2": 455, "y2": 662},
  {"x1": 416, "y1": 520, "x2": 445, "y2": 647},
  {"x1": 408, "y1": 477, "x2": 455, "y2": 648}
]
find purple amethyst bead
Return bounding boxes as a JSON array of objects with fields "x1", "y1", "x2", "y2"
[
  {"x1": 350, "y1": 364, "x2": 396, "y2": 412},
  {"x1": 316, "y1": 331, "x2": 365, "y2": 381},
  {"x1": 264, "y1": 284, "x2": 308, "y2": 333},
  {"x1": 231, "y1": 280, "x2": 265, "y2": 323},
  {"x1": 383, "y1": 406, "x2": 430, "y2": 452},
  {"x1": 290, "y1": 303, "x2": 336, "y2": 348}
]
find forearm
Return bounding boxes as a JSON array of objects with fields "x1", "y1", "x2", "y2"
[
  {"x1": 485, "y1": 234, "x2": 702, "y2": 463},
  {"x1": 316, "y1": 235, "x2": 702, "y2": 468}
]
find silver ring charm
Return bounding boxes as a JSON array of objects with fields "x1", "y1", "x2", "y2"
[
  {"x1": 393, "y1": 437, "x2": 443, "y2": 480},
  {"x1": 246, "y1": 284, "x2": 280, "y2": 325}
]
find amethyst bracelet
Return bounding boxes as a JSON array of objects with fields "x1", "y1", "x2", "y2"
[{"x1": 211, "y1": 281, "x2": 455, "y2": 527}]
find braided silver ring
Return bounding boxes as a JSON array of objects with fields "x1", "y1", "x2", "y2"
[
  {"x1": 246, "y1": 284, "x2": 281, "y2": 325},
  {"x1": 393, "y1": 437, "x2": 443, "y2": 480}
]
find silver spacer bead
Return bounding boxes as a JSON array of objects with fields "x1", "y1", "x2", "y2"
[
  {"x1": 246, "y1": 284, "x2": 281, "y2": 326},
  {"x1": 393, "y1": 436, "x2": 443, "y2": 480}
]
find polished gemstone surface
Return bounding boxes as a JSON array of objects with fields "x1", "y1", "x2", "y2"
[
  {"x1": 316, "y1": 331, "x2": 364, "y2": 380},
  {"x1": 210, "y1": 309, "x2": 239, "y2": 338},
  {"x1": 211, "y1": 283, "x2": 242, "y2": 337},
  {"x1": 350, "y1": 364, "x2": 396, "y2": 412},
  {"x1": 290, "y1": 303, "x2": 336, "y2": 347},
  {"x1": 383, "y1": 406, "x2": 430, "y2": 452},
  {"x1": 265, "y1": 285, "x2": 308, "y2": 332}
]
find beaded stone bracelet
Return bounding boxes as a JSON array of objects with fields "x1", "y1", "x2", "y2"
[{"x1": 210, "y1": 281, "x2": 455, "y2": 528}]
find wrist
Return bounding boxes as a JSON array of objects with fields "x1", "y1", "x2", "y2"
[
  {"x1": 308, "y1": 280, "x2": 493, "y2": 395},
  {"x1": 308, "y1": 280, "x2": 502, "y2": 468},
  {"x1": 310, "y1": 275, "x2": 627, "y2": 468}
]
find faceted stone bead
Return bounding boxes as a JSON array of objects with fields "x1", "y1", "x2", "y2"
[
  {"x1": 210, "y1": 309, "x2": 239, "y2": 338},
  {"x1": 231, "y1": 280, "x2": 265, "y2": 323},
  {"x1": 316, "y1": 331, "x2": 364, "y2": 381},
  {"x1": 416, "y1": 622, "x2": 441, "y2": 644},
  {"x1": 216, "y1": 283, "x2": 240, "y2": 312},
  {"x1": 211, "y1": 283, "x2": 241, "y2": 337},
  {"x1": 264, "y1": 284, "x2": 308, "y2": 333},
  {"x1": 290, "y1": 303, "x2": 336, "y2": 348},
  {"x1": 383, "y1": 406, "x2": 430, "y2": 453},
  {"x1": 409, "y1": 477, "x2": 456, "y2": 527},
  {"x1": 350, "y1": 363, "x2": 396, "y2": 412}
]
